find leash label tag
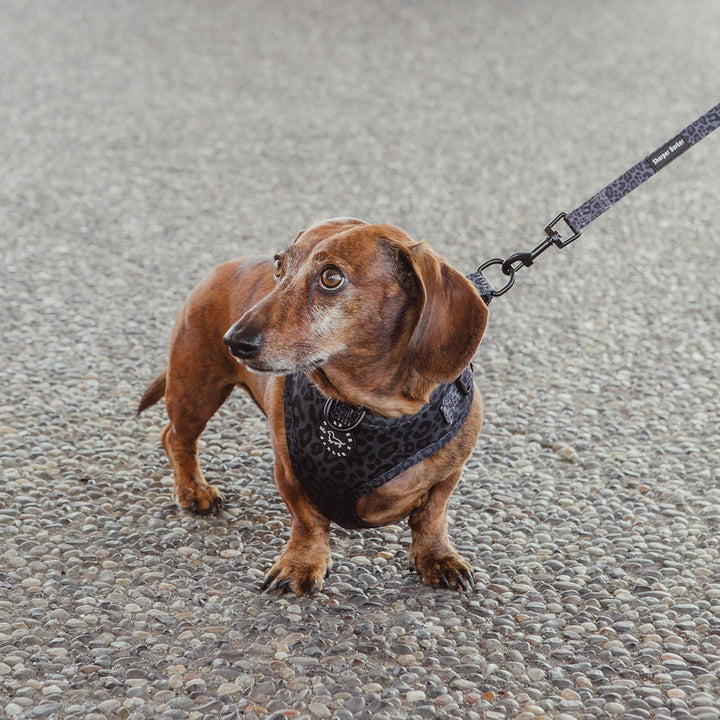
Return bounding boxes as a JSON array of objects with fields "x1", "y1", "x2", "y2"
[{"x1": 647, "y1": 133, "x2": 690, "y2": 171}]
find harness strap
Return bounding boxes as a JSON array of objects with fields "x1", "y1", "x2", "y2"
[{"x1": 466, "y1": 267, "x2": 494, "y2": 306}]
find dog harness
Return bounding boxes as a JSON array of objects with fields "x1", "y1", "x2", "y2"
[{"x1": 283, "y1": 367, "x2": 474, "y2": 530}]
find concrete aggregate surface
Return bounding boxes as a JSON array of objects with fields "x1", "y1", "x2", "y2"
[{"x1": 2, "y1": 1, "x2": 720, "y2": 719}]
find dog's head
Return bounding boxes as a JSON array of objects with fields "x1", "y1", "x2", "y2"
[{"x1": 223, "y1": 219, "x2": 488, "y2": 415}]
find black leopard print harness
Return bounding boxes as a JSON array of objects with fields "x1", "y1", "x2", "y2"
[{"x1": 283, "y1": 367, "x2": 475, "y2": 530}]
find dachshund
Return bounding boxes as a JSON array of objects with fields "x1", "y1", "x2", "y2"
[{"x1": 137, "y1": 218, "x2": 488, "y2": 595}]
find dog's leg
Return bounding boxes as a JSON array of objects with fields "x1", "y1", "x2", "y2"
[
  {"x1": 407, "y1": 470, "x2": 474, "y2": 590},
  {"x1": 261, "y1": 463, "x2": 332, "y2": 595},
  {"x1": 162, "y1": 367, "x2": 234, "y2": 514}
]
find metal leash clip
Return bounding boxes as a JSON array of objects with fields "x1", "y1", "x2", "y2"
[{"x1": 477, "y1": 212, "x2": 583, "y2": 297}]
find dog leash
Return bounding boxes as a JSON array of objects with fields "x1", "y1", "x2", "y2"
[{"x1": 468, "y1": 101, "x2": 720, "y2": 304}]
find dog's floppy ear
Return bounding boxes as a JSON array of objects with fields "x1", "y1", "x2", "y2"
[{"x1": 402, "y1": 241, "x2": 488, "y2": 383}]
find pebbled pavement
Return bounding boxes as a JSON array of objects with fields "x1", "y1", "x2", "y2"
[{"x1": 1, "y1": 2, "x2": 720, "y2": 719}]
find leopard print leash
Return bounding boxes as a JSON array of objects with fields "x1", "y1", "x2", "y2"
[{"x1": 469, "y1": 101, "x2": 720, "y2": 301}]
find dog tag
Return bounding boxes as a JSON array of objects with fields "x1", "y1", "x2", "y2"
[
  {"x1": 319, "y1": 421, "x2": 355, "y2": 457},
  {"x1": 319, "y1": 399, "x2": 365, "y2": 458}
]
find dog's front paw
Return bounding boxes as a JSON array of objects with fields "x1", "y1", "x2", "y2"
[
  {"x1": 174, "y1": 482, "x2": 224, "y2": 515},
  {"x1": 261, "y1": 549, "x2": 332, "y2": 596},
  {"x1": 409, "y1": 550, "x2": 475, "y2": 591}
]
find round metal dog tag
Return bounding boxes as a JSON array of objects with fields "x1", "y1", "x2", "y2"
[{"x1": 319, "y1": 399, "x2": 365, "y2": 458}]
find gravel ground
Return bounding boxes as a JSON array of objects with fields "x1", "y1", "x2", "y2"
[{"x1": 2, "y1": 1, "x2": 720, "y2": 719}]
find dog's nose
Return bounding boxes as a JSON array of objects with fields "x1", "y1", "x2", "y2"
[{"x1": 223, "y1": 327, "x2": 263, "y2": 359}]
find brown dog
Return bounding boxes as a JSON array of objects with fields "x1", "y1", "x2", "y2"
[{"x1": 138, "y1": 218, "x2": 488, "y2": 595}]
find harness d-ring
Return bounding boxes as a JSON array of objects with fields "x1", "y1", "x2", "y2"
[{"x1": 477, "y1": 258, "x2": 516, "y2": 297}]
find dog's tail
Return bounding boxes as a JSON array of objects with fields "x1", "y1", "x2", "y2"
[{"x1": 136, "y1": 370, "x2": 167, "y2": 416}]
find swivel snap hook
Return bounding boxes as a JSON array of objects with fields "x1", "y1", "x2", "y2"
[{"x1": 501, "y1": 252, "x2": 535, "y2": 276}]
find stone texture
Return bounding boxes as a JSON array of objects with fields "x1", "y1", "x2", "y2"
[{"x1": 1, "y1": 2, "x2": 719, "y2": 719}]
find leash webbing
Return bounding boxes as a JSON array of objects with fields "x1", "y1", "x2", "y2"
[
  {"x1": 566, "y1": 101, "x2": 720, "y2": 233},
  {"x1": 471, "y1": 101, "x2": 720, "y2": 302}
]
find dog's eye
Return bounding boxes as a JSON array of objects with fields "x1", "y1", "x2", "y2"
[
  {"x1": 273, "y1": 255, "x2": 283, "y2": 281},
  {"x1": 319, "y1": 266, "x2": 345, "y2": 291}
]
